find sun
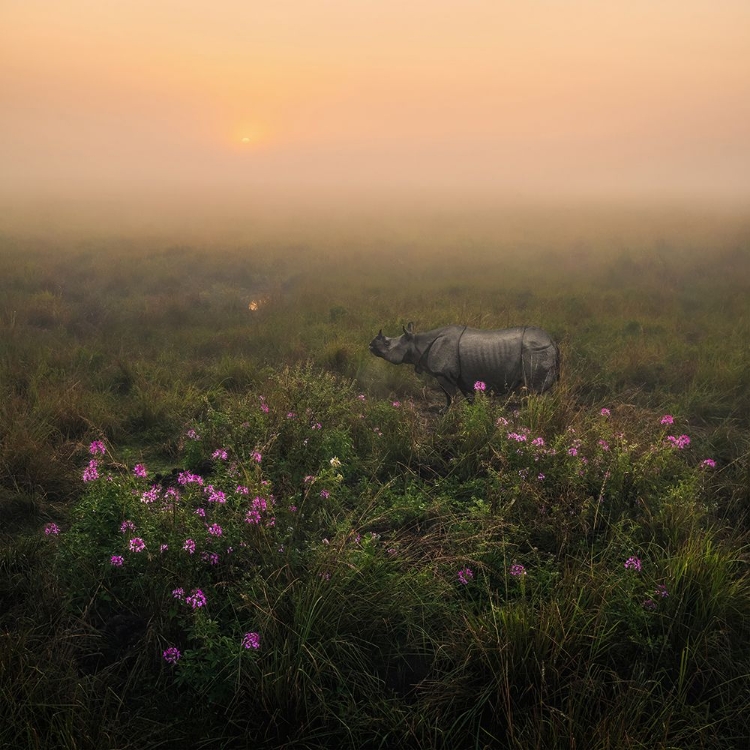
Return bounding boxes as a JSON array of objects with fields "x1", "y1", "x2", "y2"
[{"x1": 241, "y1": 137, "x2": 251, "y2": 144}]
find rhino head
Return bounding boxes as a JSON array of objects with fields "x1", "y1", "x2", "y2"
[{"x1": 369, "y1": 322, "x2": 417, "y2": 365}]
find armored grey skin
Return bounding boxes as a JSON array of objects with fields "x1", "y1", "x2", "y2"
[{"x1": 369, "y1": 323, "x2": 559, "y2": 409}]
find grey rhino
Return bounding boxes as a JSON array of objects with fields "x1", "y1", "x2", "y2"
[{"x1": 369, "y1": 323, "x2": 559, "y2": 409}]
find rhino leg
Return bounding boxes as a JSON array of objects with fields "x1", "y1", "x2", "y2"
[{"x1": 434, "y1": 375, "x2": 458, "y2": 411}]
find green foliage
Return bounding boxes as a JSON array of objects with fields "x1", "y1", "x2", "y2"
[{"x1": 2, "y1": 220, "x2": 750, "y2": 748}]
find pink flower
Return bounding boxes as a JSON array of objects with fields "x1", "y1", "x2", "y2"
[
  {"x1": 119, "y1": 520, "x2": 136, "y2": 533},
  {"x1": 701, "y1": 458, "x2": 716, "y2": 469},
  {"x1": 457, "y1": 567, "x2": 474, "y2": 585},
  {"x1": 660, "y1": 415, "x2": 674, "y2": 425},
  {"x1": 624, "y1": 556, "x2": 642, "y2": 572},
  {"x1": 252, "y1": 451, "x2": 262, "y2": 463},
  {"x1": 178, "y1": 471, "x2": 203, "y2": 485},
  {"x1": 212, "y1": 449, "x2": 228, "y2": 461},
  {"x1": 89, "y1": 440, "x2": 106, "y2": 456},
  {"x1": 141, "y1": 486, "x2": 160, "y2": 504},
  {"x1": 207, "y1": 523, "x2": 223, "y2": 537},
  {"x1": 183, "y1": 538, "x2": 196, "y2": 554},
  {"x1": 133, "y1": 464, "x2": 147, "y2": 478},
  {"x1": 186, "y1": 429, "x2": 200, "y2": 440},
  {"x1": 185, "y1": 588, "x2": 207, "y2": 609},
  {"x1": 44, "y1": 522, "x2": 60, "y2": 536},
  {"x1": 82, "y1": 459, "x2": 99, "y2": 482},
  {"x1": 473, "y1": 381, "x2": 486, "y2": 392},
  {"x1": 172, "y1": 587, "x2": 185, "y2": 600},
  {"x1": 666, "y1": 434, "x2": 691, "y2": 450},
  {"x1": 163, "y1": 647, "x2": 181, "y2": 664},
  {"x1": 110, "y1": 555, "x2": 124, "y2": 567},
  {"x1": 129, "y1": 537, "x2": 146, "y2": 553},
  {"x1": 242, "y1": 632, "x2": 260, "y2": 650},
  {"x1": 600, "y1": 408, "x2": 611, "y2": 417},
  {"x1": 391, "y1": 401, "x2": 401, "y2": 408},
  {"x1": 510, "y1": 563, "x2": 526, "y2": 577},
  {"x1": 320, "y1": 489, "x2": 330, "y2": 499}
]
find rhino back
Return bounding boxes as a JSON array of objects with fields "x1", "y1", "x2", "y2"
[{"x1": 457, "y1": 327, "x2": 526, "y2": 391}]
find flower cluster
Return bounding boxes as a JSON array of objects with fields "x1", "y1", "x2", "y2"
[
  {"x1": 242, "y1": 632, "x2": 260, "y2": 650},
  {"x1": 457, "y1": 567, "x2": 474, "y2": 585},
  {"x1": 667, "y1": 434, "x2": 691, "y2": 450},
  {"x1": 509, "y1": 563, "x2": 526, "y2": 577},
  {"x1": 624, "y1": 556, "x2": 642, "y2": 572},
  {"x1": 163, "y1": 647, "x2": 181, "y2": 664},
  {"x1": 89, "y1": 440, "x2": 106, "y2": 456},
  {"x1": 82, "y1": 460, "x2": 99, "y2": 482},
  {"x1": 185, "y1": 588, "x2": 207, "y2": 609}
]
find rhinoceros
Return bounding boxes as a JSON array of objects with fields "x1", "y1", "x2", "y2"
[{"x1": 369, "y1": 323, "x2": 559, "y2": 408}]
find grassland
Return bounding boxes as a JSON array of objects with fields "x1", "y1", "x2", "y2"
[{"x1": 1, "y1": 204, "x2": 749, "y2": 749}]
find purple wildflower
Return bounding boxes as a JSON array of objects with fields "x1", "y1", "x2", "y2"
[
  {"x1": 133, "y1": 464, "x2": 147, "y2": 478},
  {"x1": 141, "y1": 486, "x2": 160, "y2": 504},
  {"x1": 320, "y1": 489, "x2": 330, "y2": 499},
  {"x1": 206, "y1": 486, "x2": 226, "y2": 504},
  {"x1": 667, "y1": 434, "x2": 691, "y2": 449},
  {"x1": 207, "y1": 523, "x2": 223, "y2": 537},
  {"x1": 510, "y1": 563, "x2": 526, "y2": 577},
  {"x1": 119, "y1": 520, "x2": 136, "y2": 533},
  {"x1": 624, "y1": 556, "x2": 642, "y2": 572},
  {"x1": 660, "y1": 414, "x2": 674, "y2": 425},
  {"x1": 701, "y1": 458, "x2": 716, "y2": 469},
  {"x1": 82, "y1": 459, "x2": 99, "y2": 482},
  {"x1": 656, "y1": 584, "x2": 669, "y2": 598},
  {"x1": 183, "y1": 538, "x2": 196, "y2": 554},
  {"x1": 242, "y1": 632, "x2": 261, "y2": 650},
  {"x1": 457, "y1": 567, "x2": 474, "y2": 585},
  {"x1": 186, "y1": 428, "x2": 200, "y2": 440},
  {"x1": 185, "y1": 588, "x2": 207, "y2": 609},
  {"x1": 89, "y1": 440, "x2": 106, "y2": 456},
  {"x1": 163, "y1": 647, "x2": 181, "y2": 664},
  {"x1": 252, "y1": 451, "x2": 262, "y2": 463},
  {"x1": 600, "y1": 408, "x2": 611, "y2": 417},
  {"x1": 184, "y1": 476, "x2": 207, "y2": 491},
  {"x1": 474, "y1": 381, "x2": 486, "y2": 392},
  {"x1": 212, "y1": 448, "x2": 228, "y2": 460},
  {"x1": 129, "y1": 537, "x2": 146, "y2": 553},
  {"x1": 44, "y1": 522, "x2": 60, "y2": 536},
  {"x1": 110, "y1": 555, "x2": 124, "y2": 567},
  {"x1": 391, "y1": 401, "x2": 401, "y2": 408},
  {"x1": 172, "y1": 587, "x2": 185, "y2": 600}
]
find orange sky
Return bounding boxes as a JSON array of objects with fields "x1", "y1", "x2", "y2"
[{"x1": 2, "y1": 0, "x2": 750, "y2": 202}]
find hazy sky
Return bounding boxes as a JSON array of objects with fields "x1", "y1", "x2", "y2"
[{"x1": 3, "y1": 0, "x2": 750, "y2": 203}]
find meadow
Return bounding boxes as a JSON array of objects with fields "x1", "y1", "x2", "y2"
[{"x1": 1, "y1": 204, "x2": 749, "y2": 749}]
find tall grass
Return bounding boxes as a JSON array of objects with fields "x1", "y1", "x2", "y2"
[{"x1": 1, "y1": 209, "x2": 749, "y2": 747}]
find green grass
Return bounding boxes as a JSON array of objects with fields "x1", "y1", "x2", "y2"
[{"x1": 1, "y1": 206, "x2": 749, "y2": 748}]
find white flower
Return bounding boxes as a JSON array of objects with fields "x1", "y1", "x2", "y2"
[{"x1": 330, "y1": 456, "x2": 342, "y2": 469}]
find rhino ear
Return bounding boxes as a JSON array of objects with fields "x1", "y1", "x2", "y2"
[
  {"x1": 404, "y1": 322, "x2": 415, "y2": 336},
  {"x1": 377, "y1": 329, "x2": 383, "y2": 338}
]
